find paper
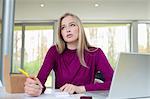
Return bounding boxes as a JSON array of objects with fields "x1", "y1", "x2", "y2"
[
  {"x1": 53, "y1": 91, "x2": 70, "y2": 97},
  {"x1": 44, "y1": 89, "x2": 70, "y2": 97}
]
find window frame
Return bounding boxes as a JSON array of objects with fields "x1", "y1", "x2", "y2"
[
  {"x1": 12, "y1": 22, "x2": 55, "y2": 73},
  {"x1": 12, "y1": 22, "x2": 55, "y2": 88},
  {"x1": 83, "y1": 21, "x2": 132, "y2": 68}
]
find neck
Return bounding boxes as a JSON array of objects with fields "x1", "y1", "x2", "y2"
[{"x1": 67, "y1": 42, "x2": 78, "y2": 50}]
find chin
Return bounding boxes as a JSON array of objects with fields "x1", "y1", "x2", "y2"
[
  {"x1": 66, "y1": 40, "x2": 75, "y2": 43},
  {"x1": 65, "y1": 39, "x2": 76, "y2": 42}
]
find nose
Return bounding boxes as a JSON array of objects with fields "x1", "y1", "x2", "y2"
[
  {"x1": 66, "y1": 27, "x2": 71, "y2": 32},
  {"x1": 67, "y1": 30, "x2": 71, "y2": 32}
]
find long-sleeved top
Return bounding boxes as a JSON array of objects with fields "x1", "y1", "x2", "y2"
[{"x1": 37, "y1": 45, "x2": 114, "y2": 93}]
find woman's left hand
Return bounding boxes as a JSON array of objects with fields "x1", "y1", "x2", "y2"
[{"x1": 60, "y1": 83, "x2": 86, "y2": 94}]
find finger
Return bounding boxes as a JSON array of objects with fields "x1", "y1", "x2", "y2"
[
  {"x1": 69, "y1": 89, "x2": 75, "y2": 94},
  {"x1": 26, "y1": 78, "x2": 37, "y2": 84},
  {"x1": 24, "y1": 84, "x2": 36, "y2": 92},
  {"x1": 25, "y1": 86, "x2": 42, "y2": 96},
  {"x1": 24, "y1": 84, "x2": 28, "y2": 92},
  {"x1": 60, "y1": 83, "x2": 68, "y2": 91},
  {"x1": 63, "y1": 84, "x2": 72, "y2": 92},
  {"x1": 60, "y1": 85, "x2": 65, "y2": 91},
  {"x1": 28, "y1": 88, "x2": 41, "y2": 94},
  {"x1": 28, "y1": 83, "x2": 41, "y2": 89},
  {"x1": 69, "y1": 85, "x2": 76, "y2": 94},
  {"x1": 26, "y1": 89, "x2": 39, "y2": 96},
  {"x1": 29, "y1": 75, "x2": 35, "y2": 78},
  {"x1": 67, "y1": 84, "x2": 75, "y2": 94},
  {"x1": 25, "y1": 80, "x2": 39, "y2": 89},
  {"x1": 66, "y1": 84, "x2": 76, "y2": 94},
  {"x1": 24, "y1": 80, "x2": 28, "y2": 86},
  {"x1": 25, "y1": 86, "x2": 35, "y2": 94},
  {"x1": 28, "y1": 77, "x2": 43, "y2": 89}
]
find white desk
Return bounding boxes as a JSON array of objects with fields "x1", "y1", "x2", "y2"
[{"x1": 0, "y1": 88, "x2": 108, "y2": 99}]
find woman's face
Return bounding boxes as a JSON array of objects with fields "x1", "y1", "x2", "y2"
[{"x1": 60, "y1": 16, "x2": 79, "y2": 44}]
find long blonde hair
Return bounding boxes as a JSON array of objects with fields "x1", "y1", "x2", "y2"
[{"x1": 56, "y1": 13, "x2": 92, "y2": 67}]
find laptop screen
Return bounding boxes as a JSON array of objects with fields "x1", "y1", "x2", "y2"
[{"x1": 107, "y1": 53, "x2": 150, "y2": 99}]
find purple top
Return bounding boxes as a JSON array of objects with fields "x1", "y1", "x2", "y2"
[{"x1": 37, "y1": 45, "x2": 114, "y2": 92}]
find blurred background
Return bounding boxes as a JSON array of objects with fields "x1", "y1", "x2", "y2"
[{"x1": 0, "y1": 0, "x2": 150, "y2": 88}]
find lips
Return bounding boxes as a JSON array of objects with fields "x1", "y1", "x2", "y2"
[{"x1": 66, "y1": 34, "x2": 73, "y2": 38}]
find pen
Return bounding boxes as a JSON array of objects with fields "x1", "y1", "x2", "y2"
[
  {"x1": 17, "y1": 67, "x2": 30, "y2": 78},
  {"x1": 17, "y1": 67, "x2": 41, "y2": 87}
]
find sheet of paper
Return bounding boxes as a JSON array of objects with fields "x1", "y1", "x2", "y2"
[
  {"x1": 44, "y1": 89, "x2": 70, "y2": 97},
  {"x1": 53, "y1": 91, "x2": 70, "y2": 97}
]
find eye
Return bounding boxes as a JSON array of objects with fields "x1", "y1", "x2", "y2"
[
  {"x1": 61, "y1": 26, "x2": 65, "y2": 30},
  {"x1": 70, "y1": 23, "x2": 76, "y2": 27}
]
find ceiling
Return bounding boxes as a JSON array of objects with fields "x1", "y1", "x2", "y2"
[
  {"x1": 14, "y1": 0, "x2": 149, "y2": 4},
  {"x1": 15, "y1": 0, "x2": 148, "y2": 2},
  {"x1": 0, "y1": 0, "x2": 150, "y2": 21}
]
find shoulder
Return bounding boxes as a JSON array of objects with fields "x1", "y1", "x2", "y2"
[
  {"x1": 47, "y1": 44, "x2": 59, "y2": 55},
  {"x1": 85, "y1": 47, "x2": 106, "y2": 58},
  {"x1": 49, "y1": 44, "x2": 57, "y2": 51},
  {"x1": 86, "y1": 47, "x2": 103, "y2": 54}
]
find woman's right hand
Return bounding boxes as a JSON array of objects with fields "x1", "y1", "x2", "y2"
[{"x1": 24, "y1": 77, "x2": 43, "y2": 97}]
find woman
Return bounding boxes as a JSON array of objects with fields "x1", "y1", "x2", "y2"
[{"x1": 24, "y1": 13, "x2": 114, "y2": 96}]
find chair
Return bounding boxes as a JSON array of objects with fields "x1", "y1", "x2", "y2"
[{"x1": 95, "y1": 71, "x2": 105, "y2": 83}]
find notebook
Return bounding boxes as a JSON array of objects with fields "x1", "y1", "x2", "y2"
[{"x1": 107, "y1": 52, "x2": 150, "y2": 99}]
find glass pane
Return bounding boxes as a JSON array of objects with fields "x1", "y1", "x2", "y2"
[
  {"x1": 13, "y1": 25, "x2": 54, "y2": 87},
  {"x1": 24, "y1": 25, "x2": 53, "y2": 87},
  {"x1": 84, "y1": 24, "x2": 130, "y2": 68},
  {"x1": 138, "y1": 24, "x2": 150, "y2": 53},
  {"x1": 13, "y1": 26, "x2": 22, "y2": 73}
]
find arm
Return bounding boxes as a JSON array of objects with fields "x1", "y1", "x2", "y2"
[
  {"x1": 85, "y1": 48, "x2": 114, "y2": 91},
  {"x1": 24, "y1": 45, "x2": 57, "y2": 97},
  {"x1": 37, "y1": 45, "x2": 58, "y2": 93}
]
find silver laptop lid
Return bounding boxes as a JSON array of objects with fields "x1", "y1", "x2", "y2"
[{"x1": 107, "y1": 52, "x2": 150, "y2": 99}]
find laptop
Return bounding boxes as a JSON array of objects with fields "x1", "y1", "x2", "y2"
[
  {"x1": 107, "y1": 52, "x2": 150, "y2": 99},
  {"x1": 0, "y1": 80, "x2": 2, "y2": 87}
]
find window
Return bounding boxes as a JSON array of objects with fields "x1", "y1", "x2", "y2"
[
  {"x1": 13, "y1": 24, "x2": 54, "y2": 87},
  {"x1": 13, "y1": 26, "x2": 22, "y2": 72},
  {"x1": 24, "y1": 26, "x2": 53, "y2": 75},
  {"x1": 12, "y1": 22, "x2": 131, "y2": 87},
  {"x1": 84, "y1": 23, "x2": 131, "y2": 68},
  {"x1": 138, "y1": 23, "x2": 150, "y2": 53}
]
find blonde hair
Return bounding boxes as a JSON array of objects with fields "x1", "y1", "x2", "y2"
[{"x1": 56, "y1": 13, "x2": 92, "y2": 67}]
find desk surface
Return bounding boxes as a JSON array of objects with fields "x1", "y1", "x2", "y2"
[{"x1": 0, "y1": 87, "x2": 108, "y2": 99}]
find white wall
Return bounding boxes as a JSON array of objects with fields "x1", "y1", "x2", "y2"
[
  {"x1": 148, "y1": 0, "x2": 150, "y2": 19},
  {"x1": 15, "y1": 0, "x2": 149, "y2": 21}
]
